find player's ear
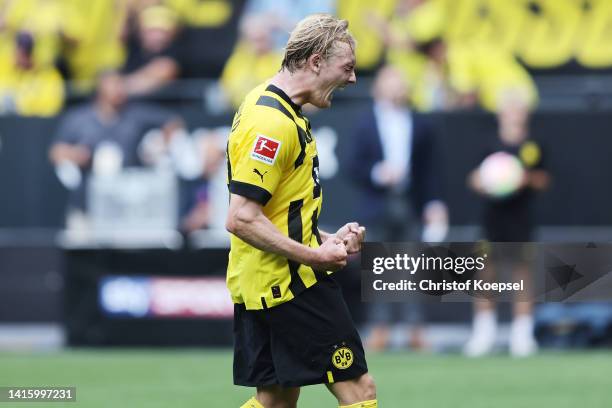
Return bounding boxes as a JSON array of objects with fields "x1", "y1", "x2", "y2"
[{"x1": 308, "y1": 53, "x2": 322, "y2": 74}]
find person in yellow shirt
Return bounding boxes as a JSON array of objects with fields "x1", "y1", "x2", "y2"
[
  {"x1": 385, "y1": 0, "x2": 457, "y2": 111},
  {"x1": 165, "y1": 0, "x2": 232, "y2": 28},
  {"x1": 0, "y1": 0, "x2": 78, "y2": 68},
  {"x1": 220, "y1": 14, "x2": 283, "y2": 109},
  {"x1": 336, "y1": 0, "x2": 396, "y2": 72},
  {"x1": 0, "y1": 32, "x2": 64, "y2": 117},
  {"x1": 61, "y1": 0, "x2": 128, "y2": 93},
  {"x1": 448, "y1": 43, "x2": 538, "y2": 112}
]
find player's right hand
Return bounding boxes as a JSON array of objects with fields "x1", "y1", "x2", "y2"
[{"x1": 311, "y1": 237, "x2": 348, "y2": 272}]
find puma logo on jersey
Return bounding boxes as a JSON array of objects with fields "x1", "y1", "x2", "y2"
[
  {"x1": 251, "y1": 135, "x2": 281, "y2": 165},
  {"x1": 253, "y1": 168, "x2": 268, "y2": 182}
]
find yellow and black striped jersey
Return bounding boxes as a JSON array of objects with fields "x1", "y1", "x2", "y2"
[{"x1": 226, "y1": 81, "x2": 326, "y2": 310}]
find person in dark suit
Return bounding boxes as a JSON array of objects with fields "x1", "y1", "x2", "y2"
[{"x1": 347, "y1": 65, "x2": 448, "y2": 350}]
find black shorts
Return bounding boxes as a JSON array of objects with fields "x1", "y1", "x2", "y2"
[{"x1": 233, "y1": 275, "x2": 368, "y2": 387}]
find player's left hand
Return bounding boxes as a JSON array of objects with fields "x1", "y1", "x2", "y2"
[{"x1": 335, "y1": 222, "x2": 366, "y2": 254}]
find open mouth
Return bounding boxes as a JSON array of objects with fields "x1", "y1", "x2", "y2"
[{"x1": 329, "y1": 85, "x2": 346, "y2": 101}]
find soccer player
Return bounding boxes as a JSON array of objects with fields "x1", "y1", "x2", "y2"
[{"x1": 225, "y1": 14, "x2": 377, "y2": 408}]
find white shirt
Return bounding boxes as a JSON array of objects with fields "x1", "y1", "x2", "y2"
[{"x1": 372, "y1": 101, "x2": 413, "y2": 190}]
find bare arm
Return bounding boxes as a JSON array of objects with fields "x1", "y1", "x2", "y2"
[
  {"x1": 467, "y1": 168, "x2": 484, "y2": 194},
  {"x1": 124, "y1": 57, "x2": 179, "y2": 96},
  {"x1": 526, "y1": 169, "x2": 550, "y2": 190},
  {"x1": 226, "y1": 194, "x2": 347, "y2": 271},
  {"x1": 49, "y1": 143, "x2": 91, "y2": 167},
  {"x1": 319, "y1": 229, "x2": 333, "y2": 243}
]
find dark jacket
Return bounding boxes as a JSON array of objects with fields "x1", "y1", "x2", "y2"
[{"x1": 346, "y1": 105, "x2": 443, "y2": 224}]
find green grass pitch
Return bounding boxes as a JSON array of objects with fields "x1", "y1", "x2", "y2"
[{"x1": 1, "y1": 349, "x2": 610, "y2": 407}]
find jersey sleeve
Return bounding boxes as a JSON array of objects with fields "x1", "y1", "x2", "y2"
[{"x1": 229, "y1": 111, "x2": 296, "y2": 205}]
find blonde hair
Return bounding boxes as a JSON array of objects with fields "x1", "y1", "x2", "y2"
[{"x1": 281, "y1": 14, "x2": 355, "y2": 73}]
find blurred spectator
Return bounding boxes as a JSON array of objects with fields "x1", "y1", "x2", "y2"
[
  {"x1": 242, "y1": 0, "x2": 335, "y2": 50},
  {"x1": 179, "y1": 128, "x2": 228, "y2": 233},
  {"x1": 384, "y1": 0, "x2": 457, "y2": 111},
  {"x1": 61, "y1": 0, "x2": 129, "y2": 93},
  {"x1": 382, "y1": 0, "x2": 538, "y2": 112},
  {"x1": 577, "y1": 0, "x2": 612, "y2": 68},
  {"x1": 138, "y1": 124, "x2": 229, "y2": 234},
  {"x1": 122, "y1": 5, "x2": 182, "y2": 97},
  {"x1": 464, "y1": 92, "x2": 550, "y2": 357},
  {"x1": 337, "y1": 0, "x2": 396, "y2": 72},
  {"x1": 0, "y1": 0, "x2": 79, "y2": 68},
  {"x1": 220, "y1": 14, "x2": 282, "y2": 109},
  {"x1": 166, "y1": 0, "x2": 232, "y2": 28},
  {"x1": 515, "y1": 0, "x2": 580, "y2": 69},
  {"x1": 447, "y1": 43, "x2": 539, "y2": 112},
  {"x1": 49, "y1": 71, "x2": 184, "y2": 229},
  {"x1": 348, "y1": 65, "x2": 449, "y2": 350},
  {"x1": 0, "y1": 31, "x2": 64, "y2": 116}
]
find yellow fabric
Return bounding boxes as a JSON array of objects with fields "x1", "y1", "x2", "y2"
[
  {"x1": 165, "y1": 0, "x2": 232, "y2": 27},
  {"x1": 0, "y1": 51, "x2": 64, "y2": 117},
  {"x1": 516, "y1": 0, "x2": 581, "y2": 68},
  {"x1": 61, "y1": 0, "x2": 127, "y2": 92},
  {"x1": 339, "y1": 400, "x2": 378, "y2": 408},
  {"x1": 1, "y1": 0, "x2": 72, "y2": 68},
  {"x1": 403, "y1": 0, "x2": 446, "y2": 43},
  {"x1": 576, "y1": 0, "x2": 612, "y2": 68},
  {"x1": 227, "y1": 81, "x2": 324, "y2": 310},
  {"x1": 221, "y1": 42, "x2": 282, "y2": 109},
  {"x1": 448, "y1": 44, "x2": 538, "y2": 112},
  {"x1": 327, "y1": 370, "x2": 334, "y2": 383},
  {"x1": 443, "y1": 0, "x2": 525, "y2": 52},
  {"x1": 337, "y1": 0, "x2": 397, "y2": 70},
  {"x1": 519, "y1": 141, "x2": 542, "y2": 169},
  {"x1": 139, "y1": 5, "x2": 178, "y2": 31},
  {"x1": 385, "y1": 8, "x2": 448, "y2": 111},
  {"x1": 240, "y1": 397, "x2": 264, "y2": 408}
]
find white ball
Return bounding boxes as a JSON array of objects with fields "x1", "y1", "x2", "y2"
[{"x1": 479, "y1": 151, "x2": 525, "y2": 198}]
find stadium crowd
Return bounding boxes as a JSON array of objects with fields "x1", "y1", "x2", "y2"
[
  {"x1": 1, "y1": 0, "x2": 612, "y2": 117},
  {"x1": 4, "y1": 0, "x2": 603, "y2": 243}
]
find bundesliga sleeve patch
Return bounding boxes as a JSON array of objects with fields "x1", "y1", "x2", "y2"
[{"x1": 251, "y1": 134, "x2": 281, "y2": 165}]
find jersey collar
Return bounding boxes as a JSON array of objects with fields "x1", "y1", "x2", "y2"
[{"x1": 266, "y1": 84, "x2": 303, "y2": 117}]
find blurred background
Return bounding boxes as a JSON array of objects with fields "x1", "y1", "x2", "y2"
[{"x1": 1, "y1": 0, "x2": 612, "y2": 405}]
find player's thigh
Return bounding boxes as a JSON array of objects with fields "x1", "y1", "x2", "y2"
[
  {"x1": 326, "y1": 373, "x2": 377, "y2": 405},
  {"x1": 256, "y1": 385, "x2": 300, "y2": 408},
  {"x1": 233, "y1": 304, "x2": 277, "y2": 386},
  {"x1": 265, "y1": 276, "x2": 368, "y2": 386}
]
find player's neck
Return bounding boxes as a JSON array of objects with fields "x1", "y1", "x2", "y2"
[{"x1": 270, "y1": 69, "x2": 312, "y2": 108}]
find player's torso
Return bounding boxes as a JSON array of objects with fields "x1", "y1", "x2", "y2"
[{"x1": 227, "y1": 83, "x2": 324, "y2": 310}]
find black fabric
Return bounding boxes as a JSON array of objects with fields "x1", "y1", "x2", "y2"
[
  {"x1": 225, "y1": 141, "x2": 232, "y2": 184},
  {"x1": 311, "y1": 155, "x2": 321, "y2": 198},
  {"x1": 266, "y1": 84, "x2": 302, "y2": 116},
  {"x1": 287, "y1": 200, "x2": 306, "y2": 296},
  {"x1": 233, "y1": 276, "x2": 368, "y2": 387},
  {"x1": 480, "y1": 139, "x2": 545, "y2": 241},
  {"x1": 311, "y1": 208, "x2": 323, "y2": 245},
  {"x1": 256, "y1": 95, "x2": 294, "y2": 121},
  {"x1": 294, "y1": 125, "x2": 307, "y2": 168},
  {"x1": 121, "y1": 30, "x2": 184, "y2": 75},
  {"x1": 229, "y1": 181, "x2": 272, "y2": 205}
]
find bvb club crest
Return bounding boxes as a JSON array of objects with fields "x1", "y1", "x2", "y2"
[{"x1": 332, "y1": 347, "x2": 353, "y2": 369}]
